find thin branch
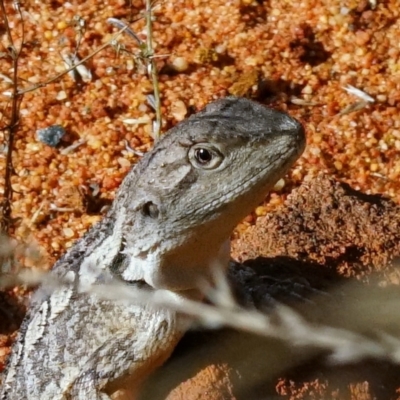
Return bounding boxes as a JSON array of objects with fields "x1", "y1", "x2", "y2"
[
  {"x1": 4, "y1": 267, "x2": 400, "y2": 366},
  {"x1": 144, "y1": 0, "x2": 162, "y2": 139},
  {"x1": 0, "y1": 0, "x2": 24, "y2": 234},
  {"x1": 107, "y1": 17, "x2": 144, "y2": 46},
  {"x1": 107, "y1": 11, "x2": 162, "y2": 139}
]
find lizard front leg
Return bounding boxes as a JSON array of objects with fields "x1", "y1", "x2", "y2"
[{"x1": 66, "y1": 326, "x2": 181, "y2": 400}]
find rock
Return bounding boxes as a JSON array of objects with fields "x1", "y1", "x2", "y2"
[{"x1": 36, "y1": 125, "x2": 66, "y2": 147}]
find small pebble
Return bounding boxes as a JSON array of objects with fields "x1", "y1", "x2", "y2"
[
  {"x1": 56, "y1": 90, "x2": 67, "y2": 101},
  {"x1": 62, "y1": 228, "x2": 75, "y2": 238},
  {"x1": 171, "y1": 100, "x2": 187, "y2": 121},
  {"x1": 118, "y1": 157, "x2": 131, "y2": 168},
  {"x1": 36, "y1": 125, "x2": 66, "y2": 147},
  {"x1": 273, "y1": 178, "x2": 286, "y2": 191},
  {"x1": 171, "y1": 57, "x2": 189, "y2": 72}
]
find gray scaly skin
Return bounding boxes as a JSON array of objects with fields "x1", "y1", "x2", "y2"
[{"x1": 0, "y1": 97, "x2": 305, "y2": 399}]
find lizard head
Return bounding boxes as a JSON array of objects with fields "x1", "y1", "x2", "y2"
[{"x1": 113, "y1": 97, "x2": 305, "y2": 292}]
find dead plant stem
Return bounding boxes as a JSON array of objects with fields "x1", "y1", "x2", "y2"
[{"x1": 145, "y1": 0, "x2": 162, "y2": 139}]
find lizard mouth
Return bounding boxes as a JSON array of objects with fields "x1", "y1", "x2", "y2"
[{"x1": 126, "y1": 279, "x2": 151, "y2": 288}]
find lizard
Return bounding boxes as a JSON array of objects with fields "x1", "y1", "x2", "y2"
[{"x1": 0, "y1": 96, "x2": 305, "y2": 399}]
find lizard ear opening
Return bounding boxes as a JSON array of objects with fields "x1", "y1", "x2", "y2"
[
  {"x1": 188, "y1": 144, "x2": 224, "y2": 170},
  {"x1": 141, "y1": 201, "x2": 160, "y2": 219}
]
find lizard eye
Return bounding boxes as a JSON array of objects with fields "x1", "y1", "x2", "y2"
[
  {"x1": 195, "y1": 148, "x2": 212, "y2": 164},
  {"x1": 189, "y1": 144, "x2": 224, "y2": 170}
]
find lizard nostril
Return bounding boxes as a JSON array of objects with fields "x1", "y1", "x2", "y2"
[{"x1": 142, "y1": 201, "x2": 160, "y2": 219}]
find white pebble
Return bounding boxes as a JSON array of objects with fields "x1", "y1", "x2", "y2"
[
  {"x1": 56, "y1": 91, "x2": 67, "y2": 100},
  {"x1": 171, "y1": 57, "x2": 189, "y2": 72},
  {"x1": 171, "y1": 100, "x2": 187, "y2": 121}
]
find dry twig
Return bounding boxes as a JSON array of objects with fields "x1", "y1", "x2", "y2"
[
  {"x1": 3, "y1": 267, "x2": 400, "y2": 367},
  {"x1": 144, "y1": 0, "x2": 162, "y2": 139},
  {"x1": 108, "y1": 1, "x2": 163, "y2": 140},
  {"x1": 0, "y1": 0, "x2": 24, "y2": 234}
]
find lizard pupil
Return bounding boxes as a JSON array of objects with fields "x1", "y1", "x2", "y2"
[{"x1": 195, "y1": 148, "x2": 212, "y2": 164}]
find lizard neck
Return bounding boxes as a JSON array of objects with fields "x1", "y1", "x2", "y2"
[
  {"x1": 75, "y1": 207, "x2": 231, "y2": 297},
  {"x1": 124, "y1": 236, "x2": 231, "y2": 295}
]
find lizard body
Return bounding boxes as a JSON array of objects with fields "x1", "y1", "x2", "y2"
[{"x1": 0, "y1": 97, "x2": 305, "y2": 399}]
